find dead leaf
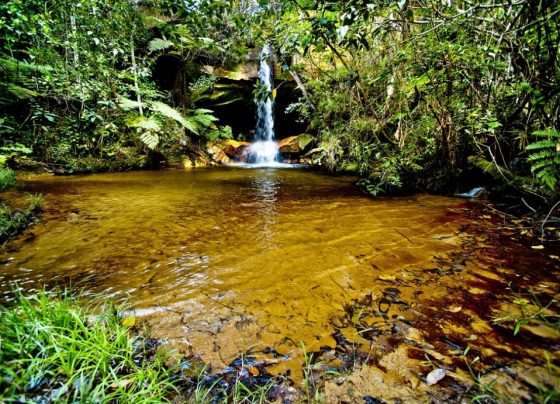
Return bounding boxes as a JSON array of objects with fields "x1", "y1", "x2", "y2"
[
  {"x1": 248, "y1": 366, "x2": 259, "y2": 376},
  {"x1": 110, "y1": 379, "x2": 132, "y2": 390},
  {"x1": 378, "y1": 275, "x2": 396, "y2": 282},
  {"x1": 122, "y1": 316, "x2": 136, "y2": 327}
]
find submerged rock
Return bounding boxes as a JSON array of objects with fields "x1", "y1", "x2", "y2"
[{"x1": 426, "y1": 368, "x2": 446, "y2": 386}]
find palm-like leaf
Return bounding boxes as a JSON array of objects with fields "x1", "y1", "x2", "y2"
[
  {"x1": 140, "y1": 131, "x2": 159, "y2": 150},
  {"x1": 147, "y1": 38, "x2": 174, "y2": 52},
  {"x1": 118, "y1": 96, "x2": 146, "y2": 111}
]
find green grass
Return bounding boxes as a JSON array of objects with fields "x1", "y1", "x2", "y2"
[
  {"x1": 0, "y1": 193, "x2": 44, "y2": 243},
  {"x1": 0, "y1": 290, "x2": 176, "y2": 402},
  {"x1": 0, "y1": 168, "x2": 16, "y2": 192},
  {"x1": 0, "y1": 290, "x2": 283, "y2": 403},
  {"x1": 26, "y1": 192, "x2": 44, "y2": 212}
]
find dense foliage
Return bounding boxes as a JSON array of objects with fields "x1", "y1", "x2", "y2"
[
  {"x1": 0, "y1": 0, "x2": 233, "y2": 172},
  {"x1": 266, "y1": 0, "x2": 559, "y2": 200},
  {"x1": 1, "y1": 0, "x2": 559, "y2": 203}
]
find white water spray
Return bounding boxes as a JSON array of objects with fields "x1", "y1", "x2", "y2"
[{"x1": 249, "y1": 44, "x2": 278, "y2": 164}]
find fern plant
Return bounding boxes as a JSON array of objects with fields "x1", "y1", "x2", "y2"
[
  {"x1": 0, "y1": 57, "x2": 52, "y2": 107},
  {"x1": 118, "y1": 96, "x2": 218, "y2": 149},
  {"x1": 147, "y1": 38, "x2": 174, "y2": 53},
  {"x1": 526, "y1": 129, "x2": 560, "y2": 191}
]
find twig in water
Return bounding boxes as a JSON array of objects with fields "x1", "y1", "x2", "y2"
[{"x1": 541, "y1": 200, "x2": 560, "y2": 241}]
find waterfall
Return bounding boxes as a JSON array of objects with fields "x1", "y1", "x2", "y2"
[{"x1": 249, "y1": 44, "x2": 278, "y2": 164}]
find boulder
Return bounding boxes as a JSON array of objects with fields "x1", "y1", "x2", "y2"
[
  {"x1": 212, "y1": 150, "x2": 232, "y2": 164},
  {"x1": 207, "y1": 139, "x2": 250, "y2": 164},
  {"x1": 278, "y1": 134, "x2": 314, "y2": 154},
  {"x1": 278, "y1": 136, "x2": 301, "y2": 154},
  {"x1": 221, "y1": 140, "x2": 250, "y2": 157}
]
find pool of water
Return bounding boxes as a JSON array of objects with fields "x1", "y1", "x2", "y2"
[{"x1": 1, "y1": 168, "x2": 558, "y2": 399}]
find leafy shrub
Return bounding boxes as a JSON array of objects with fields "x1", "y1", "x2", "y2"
[{"x1": 0, "y1": 168, "x2": 16, "y2": 192}]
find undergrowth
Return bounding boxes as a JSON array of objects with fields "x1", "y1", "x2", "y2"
[
  {"x1": 0, "y1": 289, "x2": 176, "y2": 402},
  {"x1": 0, "y1": 168, "x2": 16, "y2": 192}
]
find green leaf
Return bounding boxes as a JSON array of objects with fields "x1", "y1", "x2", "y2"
[
  {"x1": 513, "y1": 320, "x2": 526, "y2": 336},
  {"x1": 118, "y1": 96, "x2": 145, "y2": 111},
  {"x1": 150, "y1": 101, "x2": 185, "y2": 123},
  {"x1": 140, "y1": 131, "x2": 159, "y2": 149},
  {"x1": 126, "y1": 115, "x2": 161, "y2": 132},
  {"x1": 147, "y1": 38, "x2": 174, "y2": 52}
]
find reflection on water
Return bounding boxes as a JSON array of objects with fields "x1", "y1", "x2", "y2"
[
  {"x1": 252, "y1": 170, "x2": 279, "y2": 242},
  {"x1": 1, "y1": 168, "x2": 558, "y2": 388}
]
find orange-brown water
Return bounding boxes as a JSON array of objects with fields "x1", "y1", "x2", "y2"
[{"x1": 1, "y1": 168, "x2": 558, "y2": 400}]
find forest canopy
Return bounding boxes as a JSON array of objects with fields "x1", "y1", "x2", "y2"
[{"x1": 1, "y1": 0, "x2": 559, "y2": 201}]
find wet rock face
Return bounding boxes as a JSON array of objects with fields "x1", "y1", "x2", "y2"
[
  {"x1": 207, "y1": 140, "x2": 250, "y2": 163},
  {"x1": 278, "y1": 134, "x2": 314, "y2": 156},
  {"x1": 278, "y1": 136, "x2": 301, "y2": 154},
  {"x1": 206, "y1": 134, "x2": 316, "y2": 164}
]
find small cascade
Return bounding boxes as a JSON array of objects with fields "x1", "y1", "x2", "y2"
[{"x1": 248, "y1": 44, "x2": 278, "y2": 165}]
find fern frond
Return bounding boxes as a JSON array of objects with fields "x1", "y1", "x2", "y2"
[
  {"x1": 527, "y1": 149, "x2": 556, "y2": 161},
  {"x1": 183, "y1": 116, "x2": 201, "y2": 135},
  {"x1": 0, "y1": 58, "x2": 51, "y2": 106},
  {"x1": 526, "y1": 129, "x2": 560, "y2": 191},
  {"x1": 533, "y1": 129, "x2": 560, "y2": 138},
  {"x1": 6, "y1": 83, "x2": 38, "y2": 99},
  {"x1": 140, "y1": 131, "x2": 159, "y2": 149},
  {"x1": 151, "y1": 101, "x2": 186, "y2": 123},
  {"x1": 526, "y1": 140, "x2": 556, "y2": 151},
  {"x1": 147, "y1": 38, "x2": 174, "y2": 52},
  {"x1": 193, "y1": 112, "x2": 218, "y2": 128},
  {"x1": 124, "y1": 113, "x2": 143, "y2": 127},
  {"x1": 118, "y1": 96, "x2": 145, "y2": 111},
  {"x1": 193, "y1": 108, "x2": 214, "y2": 115},
  {"x1": 125, "y1": 115, "x2": 161, "y2": 131},
  {"x1": 531, "y1": 158, "x2": 557, "y2": 172},
  {"x1": 0, "y1": 57, "x2": 53, "y2": 76}
]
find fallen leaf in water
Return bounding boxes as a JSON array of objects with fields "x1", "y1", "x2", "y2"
[
  {"x1": 248, "y1": 366, "x2": 259, "y2": 376},
  {"x1": 122, "y1": 316, "x2": 136, "y2": 327},
  {"x1": 446, "y1": 306, "x2": 462, "y2": 313},
  {"x1": 378, "y1": 275, "x2": 396, "y2": 282},
  {"x1": 426, "y1": 368, "x2": 446, "y2": 386},
  {"x1": 531, "y1": 245, "x2": 545, "y2": 249}
]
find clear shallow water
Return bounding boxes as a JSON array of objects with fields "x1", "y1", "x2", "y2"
[{"x1": 1, "y1": 168, "x2": 558, "y2": 394}]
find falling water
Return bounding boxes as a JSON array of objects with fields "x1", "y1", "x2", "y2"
[{"x1": 249, "y1": 44, "x2": 278, "y2": 165}]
